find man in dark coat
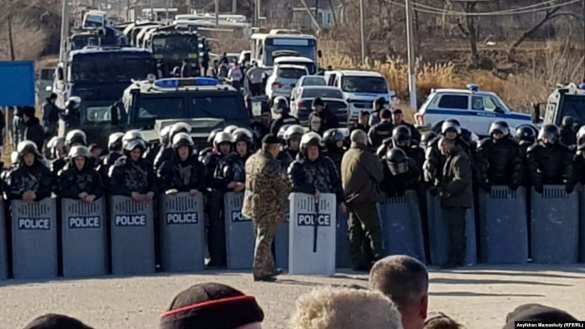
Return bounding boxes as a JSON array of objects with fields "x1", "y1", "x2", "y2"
[
  {"x1": 22, "y1": 106, "x2": 46, "y2": 151},
  {"x1": 438, "y1": 137, "x2": 473, "y2": 268},
  {"x1": 5, "y1": 141, "x2": 54, "y2": 201},
  {"x1": 58, "y1": 145, "x2": 104, "y2": 202}
]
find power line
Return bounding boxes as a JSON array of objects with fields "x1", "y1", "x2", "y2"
[
  {"x1": 414, "y1": 0, "x2": 561, "y2": 15},
  {"x1": 387, "y1": 0, "x2": 582, "y2": 16}
]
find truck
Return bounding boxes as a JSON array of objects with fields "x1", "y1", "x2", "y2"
[
  {"x1": 52, "y1": 46, "x2": 156, "y2": 144},
  {"x1": 537, "y1": 83, "x2": 585, "y2": 126},
  {"x1": 141, "y1": 27, "x2": 200, "y2": 77}
]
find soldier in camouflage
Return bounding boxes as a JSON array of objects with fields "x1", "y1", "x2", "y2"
[{"x1": 243, "y1": 134, "x2": 291, "y2": 281}]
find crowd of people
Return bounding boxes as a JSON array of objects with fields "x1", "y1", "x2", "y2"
[{"x1": 21, "y1": 255, "x2": 580, "y2": 329}]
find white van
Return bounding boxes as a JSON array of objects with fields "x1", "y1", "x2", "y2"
[{"x1": 325, "y1": 70, "x2": 395, "y2": 119}]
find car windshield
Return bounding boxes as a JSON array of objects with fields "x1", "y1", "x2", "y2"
[
  {"x1": 560, "y1": 95, "x2": 585, "y2": 124},
  {"x1": 301, "y1": 88, "x2": 343, "y2": 99},
  {"x1": 84, "y1": 16, "x2": 104, "y2": 28},
  {"x1": 189, "y1": 95, "x2": 247, "y2": 121},
  {"x1": 136, "y1": 97, "x2": 185, "y2": 120},
  {"x1": 341, "y1": 76, "x2": 387, "y2": 93},
  {"x1": 279, "y1": 61, "x2": 316, "y2": 74},
  {"x1": 279, "y1": 68, "x2": 306, "y2": 79},
  {"x1": 71, "y1": 53, "x2": 155, "y2": 82},
  {"x1": 301, "y1": 77, "x2": 326, "y2": 86},
  {"x1": 265, "y1": 39, "x2": 317, "y2": 66},
  {"x1": 152, "y1": 34, "x2": 198, "y2": 54},
  {"x1": 85, "y1": 105, "x2": 112, "y2": 122}
]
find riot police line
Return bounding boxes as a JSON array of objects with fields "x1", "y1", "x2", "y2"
[{"x1": 1, "y1": 115, "x2": 585, "y2": 280}]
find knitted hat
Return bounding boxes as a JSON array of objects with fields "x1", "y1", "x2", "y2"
[
  {"x1": 23, "y1": 314, "x2": 93, "y2": 329},
  {"x1": 160, "y1": 283, "x2": 264, "y2": 329}
]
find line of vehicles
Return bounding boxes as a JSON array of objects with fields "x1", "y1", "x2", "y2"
[{"x1": 42, "y1": 9, "x2": 584, "y2": 149}]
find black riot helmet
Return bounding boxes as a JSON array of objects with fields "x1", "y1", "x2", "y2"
[
  {"x1": 385, "y1": 148, "x2": 409, "y2": 176},
  {"x1": 420, "y1": 131, "x2": 437, "y2": 149},
  {"x1": 392, "y1": 125, "x2": 412, "y2": 148},
  {"x1": 207, "y1": 128, "x2": 224, "y2": 146},
  {"x1": 538, "y1": 124, "x2": 560, "y2": 145},
  {"x1": 488, "y1": 121, "x2": 510, "y2": 138},
  {"x1": 323, "y1": 128, "x2": 344, "y2": 147},
  {"x1": 515, "y1": 125, "x2": 537, "y2": 145}
]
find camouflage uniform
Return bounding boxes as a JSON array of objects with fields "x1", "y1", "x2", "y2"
[{"x1": 243, "y1": 149, "x2": 291, "y2": 279}]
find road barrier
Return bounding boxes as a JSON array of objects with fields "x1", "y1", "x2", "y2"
[
  {"x1": 478, "y1": 187, "x2": 529, "y2": 264},
  {"x1": 379, "y1": 191, "x2": 426, "y2": 262},
  {"x1": 427, "y1": 193, "x2": 477, "y2": 266},
  {"x1": 0, "y1": 200, "x2": 7, "y2": 279},
  {"x1": 110, "y1": 196, "x2": 155, "y2": 275},
  {"x1": 61, "y1": 198, "x2": 107, "y2": 277},
  {"x1": 11, "y1": 198, "x2": 58, "y2": 279},
  {"x1": 224, "y1": 192, "x2": 254, "y2": 269},
  {"x1": 289, "y1": 193, "x2": 336, "y2": 275},
  {"x1": 160, "y1": 192, "x2": 205, "y2": 272},
  {"x1": 335, "y1": 211, "x2": 352, "y2": 268},
  {"x1": 532, "y1": 186, "x2": 578, "y2": 264}
]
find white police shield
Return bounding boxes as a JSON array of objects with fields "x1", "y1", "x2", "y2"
[
  {"x1": 289, "y1": 193, "x2": 336, "y2": 275},
  {"x1": 379, "y1": 191, "x2": 426, "y2": 263},
  {"x1": 0, "y1": 200, "x2": 7, "y2": 280},
  {"x1": 224, "y1": 192, "x2": 255, "y2": 269},
  {"x1": 532, "y1": 185, "x2": 578, "y2": 264},
  {"x1": 110, "y1": 196, "x2": 155, "y2": 275},
  {"x1": 62, "y1": 198, "x2": 107, "y2": 277},
  {"x1": 478, "y1": 186, "x2": 528, "y2": 264},
  {"x1": 160, "y1": 192, "x2": 205, "y2": 272},
  {"x1": 10, "y1": 198, "x2": 58, "y2": 279}
]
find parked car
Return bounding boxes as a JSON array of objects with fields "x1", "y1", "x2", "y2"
[
  {"x1": 290, "y1": 86, "x2": 343, "y2": 115},
  {"x1": 415, "y1": 84, "x2": 532, "y2": 136},
  {"x1": 265, "y1": 64, "x2": 309, "y2": 100},
  {"x1": 292, "y1": 75, "x2": 327, "y2": 91},
  {"x1": 289, "y1": 86, "x2": 349, "y2": 127},
  {"x1": 324, "y1": 70, "x2": 395, "y2": 120}
]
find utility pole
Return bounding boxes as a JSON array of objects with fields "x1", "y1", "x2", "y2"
[
  {"x1": 215, "y1": 0, "x2": 219, "y2": 25},
  {"x1": 256, "y1": 0, "x2": 262, "y2": 27},
  {"x1": 315, "y1": 0, "x2": 319, "y2": 23},
  {"x1": 359, "y1": 0, "x2": 365, "y2": 65},
  {"x1": 59, "y1": 0, "x2": 70, "y2": 63},
  {"x1": 232, "y1": 0, "x2": 237, "y2": 13},
  {"x1": 405, "y1": 0, "x2": 417, "y2": 110},
  {"x1": 8, "y1": 16, "x2": 15, "y2": 61}
]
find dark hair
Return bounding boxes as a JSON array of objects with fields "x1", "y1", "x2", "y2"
[
  {"x1": 381, "y1": 109, "x2": 392, "y2": 120},
  {"x1": 424, "y1": 312, "x2": 464, "y2": 329}
]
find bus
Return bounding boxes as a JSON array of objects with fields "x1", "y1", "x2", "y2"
[
  {"x1": 143, "y1": 28, "x2": 200, "y2": 77},
  {"x1": 250, "y1": 30, "x2": 318, "y2": 68}
]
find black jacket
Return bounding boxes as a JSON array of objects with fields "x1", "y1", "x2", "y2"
[
  {"x1": 23, "y1": 117, "x2": 45, "y2": 150},
  {"x1": 5, "y1": 161, "x2": 54, "y2": 201},
  {"x1": 58, "y1": 161, "x2": 105, "y2": 199},
  {"x1": 270, "y1": 114, "x2": 299, "y2": 136},
  {"x1": 288, "y1": 154, "x2": 343, "y2": 202},
  {"x1": 368, "y1": 121, "x2": 394, "y2": 149},
  {"x1": 527, "y1": 142, "x2": 574, "y2": 188},
  {"x1": 380, "y1": 158, "x2": 420, "y2": 197},
  {"x1": 97, "y1": 152, "x2": 123, "y2": 185},
  {"x1": 108, "y1": 156, "x2": 156, "y2": 196},
  {"x1": 158, "y1": 153, "x2": 206, "y2": 192},
  {"x1": 476, "y1": 137, "x2": 522, "y2": 188}
]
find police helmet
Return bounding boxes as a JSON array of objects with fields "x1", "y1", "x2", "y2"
[
  {"x1": 65, "y1": 129, "x2": 87, "y2": 147},
  {"x1": 441, "y1": 119, "x2": 462, "y2": 135},
  {"x1": 373, "y1": 97, "x2": 386, "y2": 109},
  {"x1": 515, "y1": 125, "x2": 537, "y2": 144},
  {"x1": 392, "y1": 125, "x2": 412, "y2": 147},
  {"x1": 272, "y1": 96, "x2": 289, "y2": 115},
  {"x1": 208, "y1": 128, "x2": 224, "y2": 145},
  {"x1": 214, "y1": 131, "x2": 234, "y2": 147},
  {"x1": 172, "y1": 132, "x2": 194, "y2": 149},
  {"x1": 122, "y1": 130, "x2": 146, "y2": 152},
  {"x1": 17, "y1": 140, "x2": 41, "y2": 159},
  {"x1": 277, "y1": 124, "x2": 292, "y2": 141},
  {"x1": 65, "y1": 96, "x2": 81, "y2": 110},
  {"x1": 68, "y1": 145, "x2": 90, "y2": 159},
  {"x1": 577, "y1": 126, "x2": 585, "y2": 150},
  {"x1": 323, "y1": 129, "x2": 344, "y2": 146},
  {"x1": 300, "y1": 132, "x2": 322, "y2": 152},
  {"x1": 538, "y1": 124, "x2": 560, "y2": 144},
  {"x1": 47, "y1": 136, "x2": 65, "y2": 151},
  {"x1": 171, "y1": 122, "x2": 192, "y2": 137},
  {"x1": 488, "y1": 121, "x2": 510, "y2": 137},
  {"x1": 160, "y1": 125, "x2": 172, "y2": 145},
  {"x1": 284, "y1": 125, "x2": 306, "y2": 141},
  {"x1": 312, "y1": 97, "x2": 325, "y2": 109},
  {"x1": 420, "y1": 131, "x2": 437, "y2": 148},
  {"x1": 233, "y1": 128, "x2": 254, "y2": 144},
  {"x1": 385, "y1": 148, "x2": 409, "y2": 176},
  {"x1": 108, "y1": 132, "x2": 125, "y2": 151},
  {"x1": 224, "y1": 125, "x2": 239, "y2": 135}
]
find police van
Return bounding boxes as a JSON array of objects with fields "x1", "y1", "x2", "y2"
[
  {"x1": 414, "y1": 84, "x2": 532, "y2": 136},
  {"x1": 536, "y1": 83, "x2": 585, "y2": 126},
  {"x1": 119, "y1": 77, "x2": 249, "y2": 147}
]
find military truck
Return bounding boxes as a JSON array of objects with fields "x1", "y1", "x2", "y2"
[
  {"x1": 142, "y1": 27, "x2": 200, "y2": 77},
  {"x1": 535, "y1": 83, "x2": 585, "y2": 125},
  {"x1": 118, "y1": 77, "x2": 249, "y2": 147}
]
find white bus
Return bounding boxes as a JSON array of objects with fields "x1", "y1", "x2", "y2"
[{"x1": 250, "y1": 30, "x2": 318, "y2": 69}]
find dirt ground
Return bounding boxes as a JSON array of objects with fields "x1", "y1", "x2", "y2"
[{"x1": 1, "y1": 264, "x2": 584, "y2": 329}]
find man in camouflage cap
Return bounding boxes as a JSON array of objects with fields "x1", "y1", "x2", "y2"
[{"x1": 243, "y1": 134, "x2": 291, "y2": 281}]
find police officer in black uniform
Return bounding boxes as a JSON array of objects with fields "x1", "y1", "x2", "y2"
[
  {"x1": 157, "y1": 132, "x2": 206, "y2": 194},
  {"x1": 527, "y1": 124, "x2": 575, "y2": 194},
  {"x1": 368, "y1": 109, "x2": 394, "y2": 149},
  {"x1": 308, "y1": 97, "x2": 339, "y2": 132},
  {"x1": 515, "y1": 125, "x2": 537, "y2": 188},
  {"x1": 5, "y1": 141, "x2": 54, "y2": 201},
  {"x1": 270, "y1": 97, "x2": 299, "y2": 136},
  {"x1": 573, "y1": 126, "x2": 585, "y2": 185},
  {"x1": 476, "y1": 121, "x2": 522, "y2": 191},
  {"x1": 46, "y1": 136, "x2": 67, "y2": 175},
  {"x1": 203, "y1": 131, "x2": 241, "y2": 267},
  {"x1": 559, "y1": 116, "x2": 578, "y2": 149},
  {"x1": 108, "y1": 130, "x2": 156, "y2": 201},
  {"x1": 288, "y1": 132, "x2": 345, "y2": 208},
  {"x1": 322, "y1": 128, "x2": 346, "y2": 170},
  {"x1": 154, "y1": 122, "x2": 192, "y2": 171},
  {"x1": 58, "y1": 145, "x2": 104, "y2": 202},
  {"x1": 97, "y1": 132, "x2": 124, "y2": 186},
  {"x1": 198, "y1": 128, "x2": 224, "y2": 164},
  {"x1": 369, "y1": 97, "x2": 386, "y2": 126},
  {"x1": 380, "y1": 148, "x2": 420, "y2": 197},
  {"x1": 277, "y1": 124, "x2": 305, "y2": 170},
  {"x1": 144, "y1": 125, "x2": 171, "y2": 165}
]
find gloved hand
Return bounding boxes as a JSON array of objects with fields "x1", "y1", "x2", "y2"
[{"x1": 534, "y1": 184, "x2": 544, "y2": 194}]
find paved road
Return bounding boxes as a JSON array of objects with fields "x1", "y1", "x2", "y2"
[{"x1": 1, "y1": 265, "x2": 584, "y2": 329}]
